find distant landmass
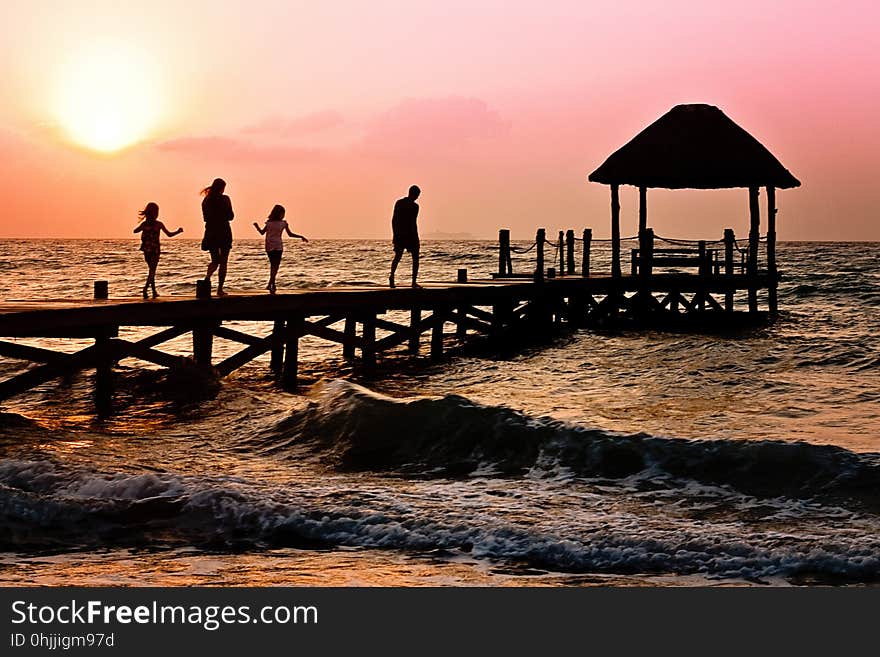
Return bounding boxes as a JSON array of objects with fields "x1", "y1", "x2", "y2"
[{"x1": 423, "y1": 231, "x2": 479, "y2": 240}]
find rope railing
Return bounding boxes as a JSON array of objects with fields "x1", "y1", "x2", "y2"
[{"x1": 508, "y1": 241, "x2": 538, "y2": 254}]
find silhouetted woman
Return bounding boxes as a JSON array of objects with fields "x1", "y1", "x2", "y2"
[
  {"x1": 134, "y1": 202, "x2": 183, "y2": 299},
  {"x1": 200, "y1": 178, "x2": 234, "y2": 296}
]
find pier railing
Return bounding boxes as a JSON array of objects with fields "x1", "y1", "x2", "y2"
[{"x1": 495, "y1": 227, "x2": 766, "y2": 282}]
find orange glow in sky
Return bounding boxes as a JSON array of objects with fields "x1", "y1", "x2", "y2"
[{"x1": 0, "y1": 1, "x2": 877, "y2": 240}]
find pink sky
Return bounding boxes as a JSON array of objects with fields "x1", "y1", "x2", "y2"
[{"x1": 0, "y1": 0, "x2": 877, "y2": 240}]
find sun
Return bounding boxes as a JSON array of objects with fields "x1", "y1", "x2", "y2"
[{"x1": 54, "y1": 41, "x2": 164, "y2": 153}]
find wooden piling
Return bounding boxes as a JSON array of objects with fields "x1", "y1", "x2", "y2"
[
  {"x1": 270, "y1": 319, "x2": 284, "y2": 371},
  {"x1": 94, "y1": 281, "x2": 108, "y2": 300},
  {"x1": 723, "y1": 228, "x2": 735, "y2": 312},
  {"x1": 282, "y1": 315, "x2": 303, "y2": 387},
  {"x1": 498, "y1": 229, "x2": 511, "y2": 276},
  {"x1": 557, "y1": 231, "x2": 565, "y2": 275},
  {"x1": 766, "y1": 186, "x2": 778, "y2": 314},
  {"x1": 748, "y1": 186, "x2": 760, "y2": 312},
  {"x1": 94, "y1": 332, "x2": 114, "y2": 413},
  {"x1": 611, "y1": 184, "x2": 621, "y2": 279},
  {"x1": 192, "y1": 323, "x2": 214, "y2": 368},
  {"x1": 431, "y1": 310, "x2": 445, "y2": 359},
  {"x1": 409, "y1": 307, "x2": 420, "y2": 354},
  {"x1": 535, "y1": 228, "x2": 546, "y2": 283},
  {"x1": 361, "y1": 314, "x2": 377, "y2": 367},
  {"x1": 342, "y1": 317, "x2": 356, "y2": 358},
  {"x1": 582, "y1": 229, "x2": 591, "y2": 277},
  {"x1": 566, "y1": 230, "x2": 575, "y2": 275},
  {"x1": 195, "y1": 279, "x2": 211, "y2": 299},
  {"x1": 697, "y1": 240, "x2": 707, "y2": 311},
  {"x1": 638, "y1": 186, "x2": 647, "y2": 234}
]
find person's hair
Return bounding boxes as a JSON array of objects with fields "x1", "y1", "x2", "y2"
[
  {"x1": 138, "y1": 202, "x2": 159, "y2": 221},
  {"x1": 408, "y1": 185, "x2": 420, "y2": 197},
  {"x1": 267, "y1": 204, "x2": 286, "y2": 221},
  {"x1": 201, "y1": 178, "x2": 226, "y2": 197}
]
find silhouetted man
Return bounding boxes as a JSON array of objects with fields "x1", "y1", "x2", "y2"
[{"x1": 389, "y1": 185, "x2": 421, "y2": 288}]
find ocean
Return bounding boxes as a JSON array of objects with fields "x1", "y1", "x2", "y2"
[{"x1": 0, "y1": 238, "x2": 878, "y2": 586}]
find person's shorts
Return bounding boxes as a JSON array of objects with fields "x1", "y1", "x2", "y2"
[
  {"x1": 394, "y1": 241, "x2": 420, "y2": 255},
  {"x1": 267, "y1": 250, "x2": 283, "y2": 265},
  {"x1": 208, "y1": 246, "x2": 230, "y2": 264}
]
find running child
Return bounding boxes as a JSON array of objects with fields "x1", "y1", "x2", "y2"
[
  {"x1": 253, "y1": 204, "x2": 308, "y2": 294},
  {"x1": 133, "y1": 202, "x2": 183, "y2": 299}
]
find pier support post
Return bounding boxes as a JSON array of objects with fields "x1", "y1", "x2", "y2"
[
  {"x1": 637, "y1": 228, "x2": 654, "y2": 315},
  {"x1": 270, "y1": 319, "x2": 285, "y2": 372},
  {"x1": 361, "y1": 314, "x2": 376, "y2": 367},
  {"x1": 193, "y1": 323, "x2": 214, "y2": 368},
  {"x1": 282, "y1": 315, "x2": 303, "y2": 388},
  {"x1": 94, "y1": 331, "x2": 115, "y2": 414},
  {"x1": 566, "y1": 230, "x2": 575, "y2": 275},
  {"x1": 697, "y1": 240, "x2": 707, "y2": 312},
  {"x1": 409, "y1": 307, "x2": 421, "y2": 354},
  {"x1": 724, "y1": 229, "x2": 735, "y2": 312},
  {"x1": 638, "y1": 186, "x2": 647, "y2": 234},
  {"x1": 343, "y1": 317, "x2": 356, "y2": 359},
  {"x1": 748, "y1": 186, "x2": 760, "y2": 313},
  {"x1": 611, "y1": 185, "x2": 621, "y2": 279},
  {"x1": 766, "y1": 186, "x2": 778, "y2": 314},
  {"x1": 581, "y1": 229, "x2": 591, "y2": 277},
  {"x1": 498, "y1": 229, "x2": 511, "y2": 276},
  {"x1": 431, "y1": 309, "x2": 445, "y2": 359},
  {"x1": 535, "y1": 229, "x2": 546, "y2": 283}
]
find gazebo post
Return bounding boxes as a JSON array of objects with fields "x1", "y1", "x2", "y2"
[
  {"x1": 611, "y1": 184, "x2": 621, "y2": 279},
  {"x1": 638, "y1": 186, "x2": 647, "y2": 234},
  {"x1": 766, "y1": 186, "x2": 778, "y2": 314},
  {"x1": 747, "y1": 186, "x2": 760, "y2": 313}
]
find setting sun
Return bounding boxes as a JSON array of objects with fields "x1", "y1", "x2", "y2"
[{"x1": 54, "y1": 41, "x2": 164, "y2": 153}]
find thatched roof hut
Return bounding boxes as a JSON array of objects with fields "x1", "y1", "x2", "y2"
[
  {"x1": 587, "y1": 103, "x2": 799, "y2": 307},
  {"x1": 589, "y1": 104, "x2": 800, "y2": 189}
]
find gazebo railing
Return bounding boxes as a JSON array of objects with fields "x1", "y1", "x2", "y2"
[{"x1": 495, "y1": 227, "x2": 765, "y2": 281}]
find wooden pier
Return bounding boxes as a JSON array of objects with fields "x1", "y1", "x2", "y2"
[
  {"x1": 0, "y1": 228, "x2": 774, "y2": 410},
  {"x1": 0, "y1": 102, "x2": 799, "y2": 410}
]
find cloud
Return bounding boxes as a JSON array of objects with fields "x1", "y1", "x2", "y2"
[
  {"x1": 241, "y1": 111, "x2": 345, "y2": 137},
  {"x1": 358, "y1": 97, "x2": 509, "y2": 158},
  {"x1": 155, "y1": 136, "x2": 322, "y2": 163}
]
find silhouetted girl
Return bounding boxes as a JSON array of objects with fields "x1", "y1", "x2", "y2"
[
  {"x1": 133, "y1": 202, "x2": 183, "y2": 299},
  {"x1": 201, "y1": 177, "x2": 234, "y2": 296},
  {"x1": 253, "y1": 204, "x2": 308, "y2": 294}
]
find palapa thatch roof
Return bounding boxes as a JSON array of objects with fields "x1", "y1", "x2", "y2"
[{"x1": 588, "y1": 104, "x2": 800, "y2": 189}]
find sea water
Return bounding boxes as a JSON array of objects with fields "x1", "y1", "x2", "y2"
[{"x1": 0, "y1": 239, "x2": 878, "y2": 585}]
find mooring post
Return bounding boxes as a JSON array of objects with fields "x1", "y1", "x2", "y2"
[
  {"x1": 282, "y1": 315, "x2": 303, "y2": 388},
  {"x1": 361, "y1": 314, "x2": 377, "y2": 367},
  {"x1": 409, "y1": 307, "x2": 420, "y2": 354},
  {"x1": 724, "y1": 229, "x2": 735, "y2": 312},
  {"x1": 748, "y1": 186, "x2": 760, "y2": 313},
  {"x1": 94, "y1": 281, "x2": 108, "y2": 300},
  {"x1": 431, "y1": 308, "x2": 445, "y2": 359},
  {"x1": 766, "y1": 186, "x2": 778, "y2": 314},
  {"x1": 270, "y1": 319, "x2": 285, "y2": 372},
  {"x1": 498, "y1": 229, "x2": 511, "y2": 276},
  {"x1": 535, "y1": 228, "x2": 546, "y2": 283},
  {"x1": 557, "y1": 231, "x2": 565, "y2": 275},
  {"x1": 566, "y1": 230, "x2": 575, "y2": 275},
  {"x1": 195, "y1": 279, "x2": 212, "y2": 299},
  {"x1": 582, "y1": 229, "x2": 591, "y2": 277},
  {"x1": 343, "y1": 317, "x2": 356, "y2": 358}
]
